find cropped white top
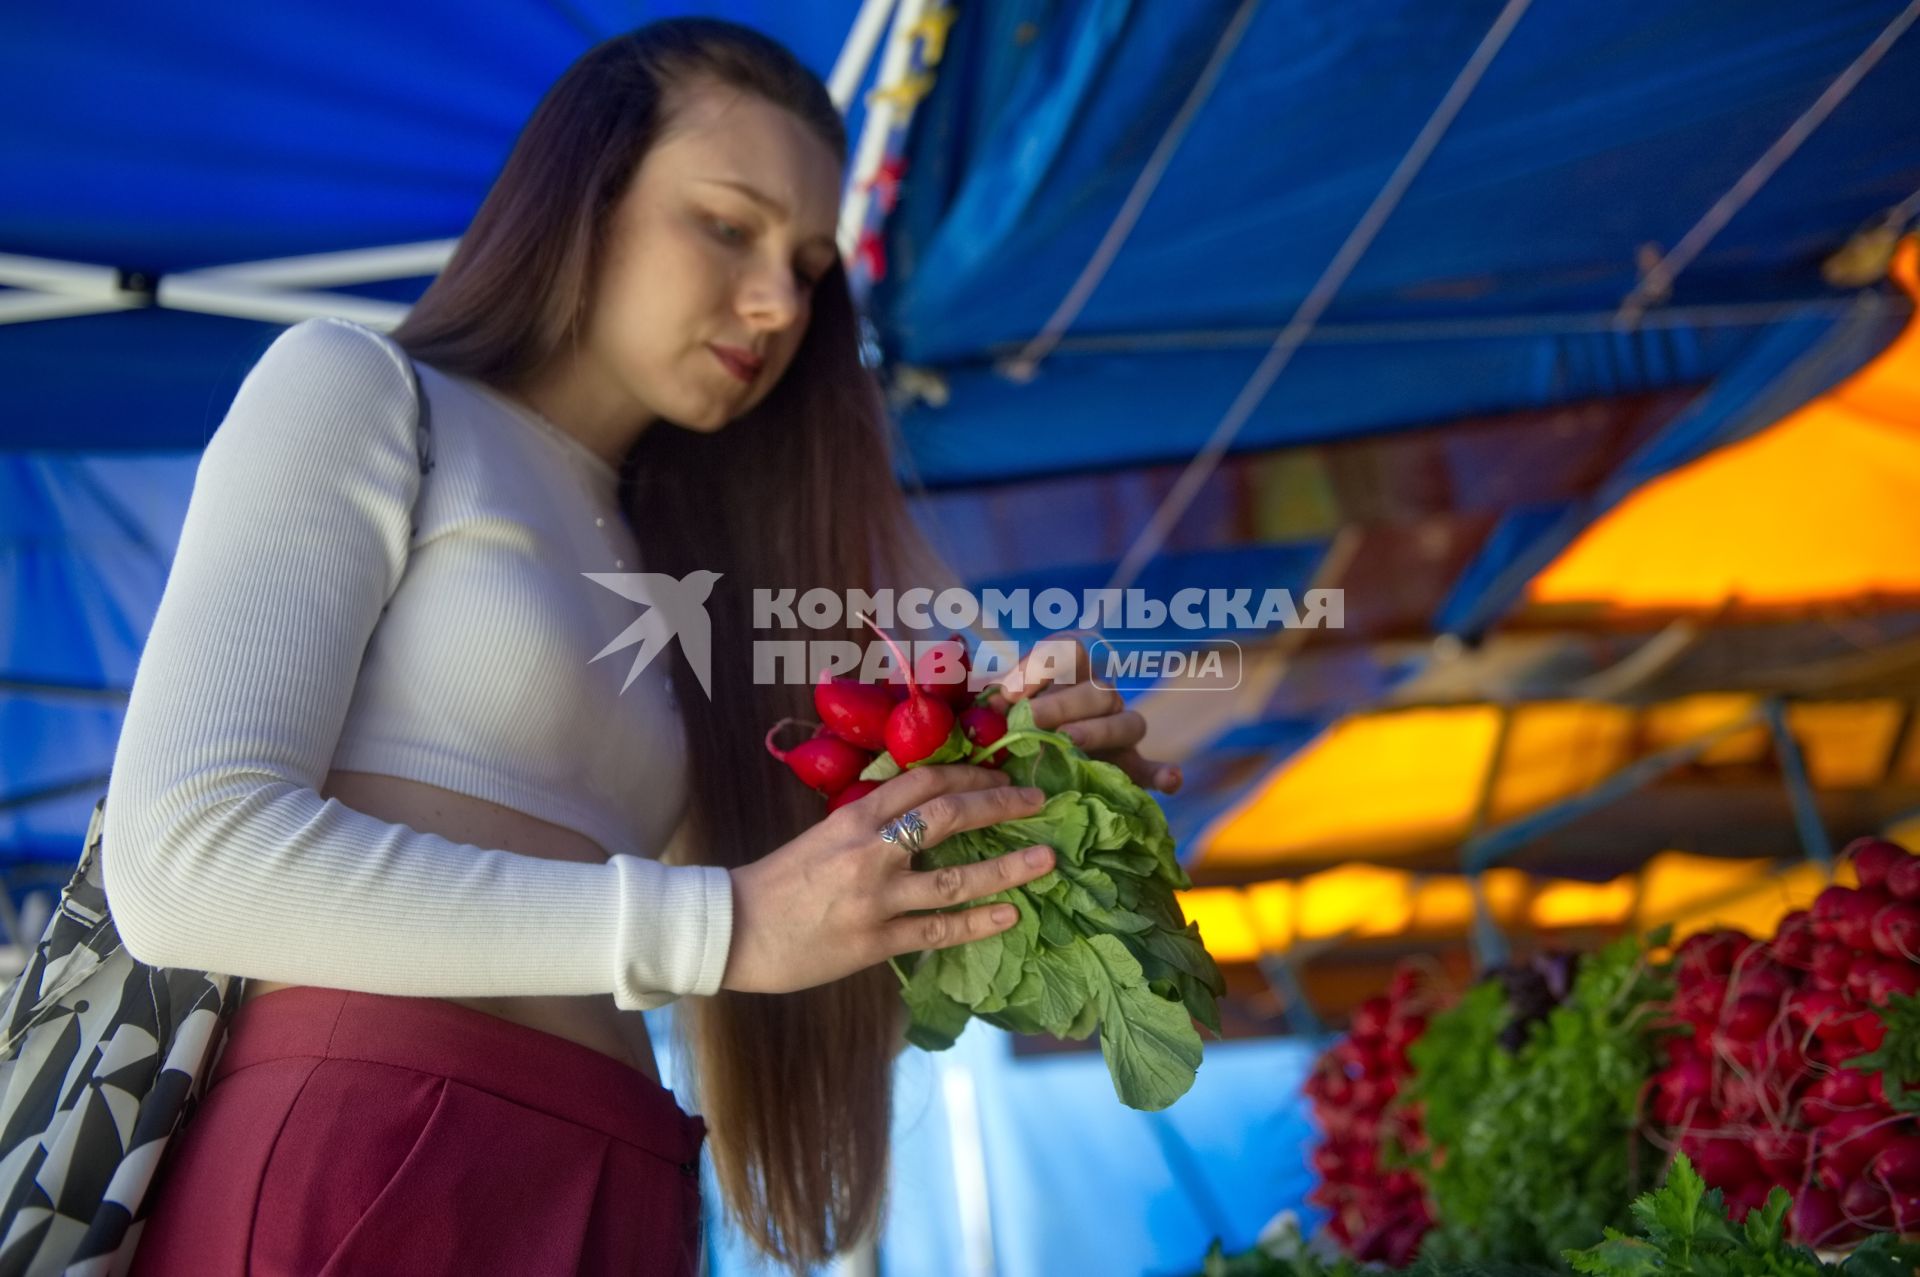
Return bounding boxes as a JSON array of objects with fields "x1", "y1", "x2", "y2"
[{"x1": 102, "y1": 317, "x2": 732, "y2": 1011}]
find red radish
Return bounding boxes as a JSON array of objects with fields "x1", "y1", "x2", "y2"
[
  {"x1": 1729, "y1": 959, "x2": 1794, "y2": 1003},
  {"x1": 1812, "y1": 1033, "x2": 1867, "y2": 1070},
  {"x1": 764, "y1": 720, "x2": 869, "y2": 795},
  {"x1": 1788, "y1": 987, "x2": 1852, "y2": 1037},
  {"x1": 1721, "y1": 994, "x2": 1778, "y2": 1042},
  {"x1": 1711, "y1": 1029, "x2": 1766, "y2": 1073},
  {"x1": 1755, "y1": 1127, "x2": 1809, "y2": 1179},
  {"x1": 1857, "y1": 1012, "x2": 1889, "y2": 1052},
  {"x1": 1680, "y1": 1133, "x2": 1760, "y2": 1187},
  {"x1": 1678, "y1": 930, "x2": 1751, "y2": 977},
  {"x1": 1771, "y1": 910, "x2": 1816, "y2": 969},
  {"x1": 1808, "y1": 940, "x2": 1852, "y2": 990},
  {"x1": 1840, "y1": 1176, "x2": 1893, "y2": 1229},
  {"x1": 1382, "y1": 1223, "x2": 1424, "y2": 1269},
  {"x1": 1790, "y1": 1185, "x2": 1854, "y2": 1246},
  {"x1": 1814, "y1": 886, "x2": 1885, "y2": 951},
  {"x1": 1866, "y1": 956, "x2": 1920, "y2": 1003},
  {"x1": 1386, "y1": 1014, "x2": 1428, "y2": 1049},
  {"x1": 812, "y1": 672, "x2": 895, "y2": 751},
  {"x1": 1871, "y1": 1135, "x2": 1920, "y2": 1189},
  {"x1": 826, "y1": 779, "x2": 881, "y2": 813},
  {"x1": 1352, "y1": 996, "x2": 1392, "y2": 1039},
  {"x1": 1803, "y1": 1070, "x2": 1871, "y2": 1124},
  {"x1": 914, "y1": 634, "x2": 974, "y2": 707},
  {"x1": 1889, "y1": 856, "x2": 1920, "y2": 903},
  {"x1": 1721, "y1": 1073, "x2": 1773, "y2": 1124},
  {"x1": 958, "y1": 705, "x2": 1011, "y2": 766},
  {"x1": 1677, "y1": 977, "x2": 1729, "y2": 1028},
  {"x1": 1816, "y1": 1109, "x2": 1900, "y2": 1183},
  {"x1": 1892, "y1": 1188, "x2": 1920, "y2": 1232},
  {"x1": 1652, "y1": 1057, "x2": 1712, "y2": 1125},
  {"x1": 1869, "y1": 902, "x2": 1920, "y2": 961},
  {"x1": 861, "y1": 615, "x2": 957, "y2": 765},
  {"x1": 1847, "y1": 837, "x2": 1910, "y2": 891},
  {"x1": 1724, "y1": 1179, "x2": 1773, "y2": 1222}
]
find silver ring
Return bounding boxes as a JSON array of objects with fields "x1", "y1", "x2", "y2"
[{"x1": 878, "y1": 808, "x2": 929, "y2": 856}]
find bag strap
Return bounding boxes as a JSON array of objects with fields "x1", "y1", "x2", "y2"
[{"x1": 395, "y1": 341, "x2": 435, "y2": 525}]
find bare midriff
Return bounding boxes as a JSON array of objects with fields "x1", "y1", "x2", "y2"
[{"x1": 240, "y1": 769, "x2": 660, "y2": 1085}]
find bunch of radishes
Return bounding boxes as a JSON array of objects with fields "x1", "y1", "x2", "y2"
[
  {"x1": 1650, "y1": 835, "x2": 1920, "y2": 1247},
  {"x1": 765, "y1": 619, "x2": 1012, "y2": 811},
  {"x1": 1303, "y1": 963, "x2": 1441, "y2": 1266}
]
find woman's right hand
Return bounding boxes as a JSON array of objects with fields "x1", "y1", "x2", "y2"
[{"x1": 721, "y1": 766, "x2": 1057, "y2": 995}]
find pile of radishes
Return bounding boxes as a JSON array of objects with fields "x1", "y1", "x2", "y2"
[
  {"x1": 765, "y1": 620, "x2": 1011, "y2": 810},
  {"x1": 1650, "y1": 835, "x2": 1920, "y2": 1247},
  {"x1": 1303, "y1": 964, "x2": 1439, "y2": 1266}
]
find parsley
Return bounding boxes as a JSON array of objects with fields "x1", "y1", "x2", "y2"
[
  {"x1": 1401, "y1": 932, "x2": 1675, "y2": 1268},
  {"x1": 1563, "y1": 1154, "x2": 1920, "y2": 1276}
]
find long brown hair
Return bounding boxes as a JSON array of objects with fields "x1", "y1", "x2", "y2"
[{"x1": 390, "y1": 19, "x2": 951, "y2": 1268}]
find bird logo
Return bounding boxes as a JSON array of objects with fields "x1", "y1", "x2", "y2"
[{"x1": 581, "y1": 569, "x2": 723, "y2": 698}]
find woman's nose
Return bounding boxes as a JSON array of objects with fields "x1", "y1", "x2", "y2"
[{"x1": 738, "y1": 271, "x2": 802, "y2": 332}]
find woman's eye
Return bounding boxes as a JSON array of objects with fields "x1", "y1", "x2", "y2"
[{"x1": 707, "y1": 217, "x2": 746, "y2": 245}]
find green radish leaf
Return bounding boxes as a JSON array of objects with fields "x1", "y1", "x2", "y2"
[
  {"x1": 1134, "y1": 923, "x2": 1227, "y2": 997},
  {"x1": 859, "y1": 751, "x2": 902, "y2": 783},
  {"x1": 937, "y1": 930, "x2": 1004, "y2": 1006},
  {"x1": 1060, "y1": 861, "x2": 1120, "y2": 908},
  {"x1": 916, "y1": 724, "x2": 974, "y2": 767},
  {"x1": 1011, "y1": 945, "x2": 1087, "y2": 1036},
  {"x1": 902, "y1": 955, "x2": 970, "y2": 1052},
  {"x1": 1088, "y1": 848, "x2": 1157, "y2": 879},
  {"x1": 1036, "y1": 898, "x2": 1077, "y2": 948},
  {"x1": 1062, "y1": 992, "x2": 1101, "y2": 1041},
  {"x1": 1083, "y1": 934, "x2": 1202, "y2": 1110},
  {"x1": 882, "y1": 685, "x2": 1218, "y2": 1113}
]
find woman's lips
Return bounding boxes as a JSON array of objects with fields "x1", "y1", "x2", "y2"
[{"x1": 709, "y1": 344, "x2": 762, "y2": 384}]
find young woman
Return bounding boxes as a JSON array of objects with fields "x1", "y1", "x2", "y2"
[{"x1": 104, "y1": 18, "x2": 1178, "y2": 1275}]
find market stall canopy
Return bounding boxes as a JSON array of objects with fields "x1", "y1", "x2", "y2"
[
  {"x1": 1192, "y1": 695, "x2": 1920, "y2": 881},
  {"x1": 1522, "y1": 241, "x2": 1920, "y2": 620},
  {"x1": 879, "y1": 0, "x2": 1920, "y2": 490}
]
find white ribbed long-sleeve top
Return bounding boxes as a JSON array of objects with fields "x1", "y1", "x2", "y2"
[{"x1": 102, "y1": 317, "x2": 733, "y2": 1011}]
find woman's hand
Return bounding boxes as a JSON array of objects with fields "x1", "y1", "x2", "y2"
[
  {"x1": 985, "y1": 636, "x2": 1183, "y2": 795},
  {"x1": 721, "y1": 765, "x2": 1058, "y2": 995}
]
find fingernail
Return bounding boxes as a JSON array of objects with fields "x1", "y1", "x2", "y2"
[
  {"x1": 1025, "y1": 845, "x2": 1053, "y2": 868},
  {"x1": 992, "y1": 906, "x2": 1017, "y2": 925},
  {"x1": 1020, "y1": 787, "x2": 1045, "y2": 804}
]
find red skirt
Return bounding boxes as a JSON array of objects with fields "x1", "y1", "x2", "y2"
[{"x1": 129, "y1": 986, "x2": 706, "y2": 1277}]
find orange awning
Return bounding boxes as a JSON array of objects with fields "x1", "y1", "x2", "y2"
[{"x1": 1528, "y1": 239, "x2": 1920, "y2": 615}]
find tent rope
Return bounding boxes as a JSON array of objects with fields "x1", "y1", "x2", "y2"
[
  {"x1": 1002, "y1": 0, "x2": 1263, "y2": 382},
  {"x1": 1617, "y1": 0, "x2": 1920, "y2": 326},
  {"x1": 1102, "y1": 0, "x2": 1536, "y2": 595}
]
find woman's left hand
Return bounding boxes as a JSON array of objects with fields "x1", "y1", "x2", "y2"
[{"x1": 983, "y1": 636, "x2": 1183, "y2": 795}]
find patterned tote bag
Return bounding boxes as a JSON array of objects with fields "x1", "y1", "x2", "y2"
[
  {"x1": 0, "y1": 330, "x2": 431, "y2": 1276},
  {"x1": 0, "y1": 799, "x2": 243, "y2": 1276}
]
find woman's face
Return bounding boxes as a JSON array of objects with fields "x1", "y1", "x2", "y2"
[{"x1": 585, "y1": 80, "x2": 844, "y2": 434}]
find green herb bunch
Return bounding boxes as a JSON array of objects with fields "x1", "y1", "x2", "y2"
[
  {"x1": 1563, "y1": 1153, "x2": 1920, "y2": 1275},
  {"x1": 1400, "y1": 931, "x2": 1676, "y2": 1268},
  {"x1": 891, "y1": 698, "x2": 1226, "y2": 1110}
]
